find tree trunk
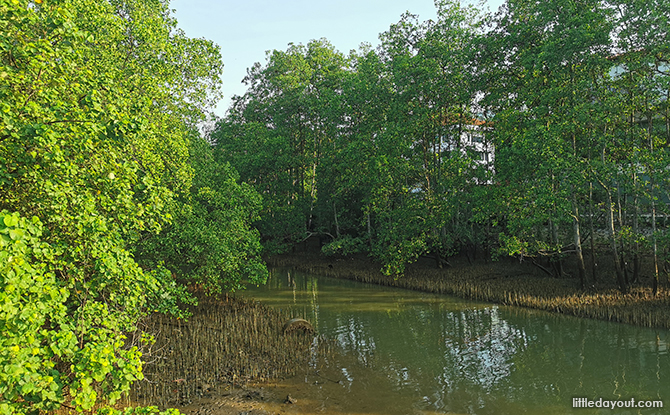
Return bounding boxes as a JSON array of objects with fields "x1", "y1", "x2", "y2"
[
  {"x1": 588, "y1": 182, "x2": 597, "y2": 283},
  {"x1": 616, "y1": 186, "x2": 629, "y2": 285},
  {"x1": 549, "y1": 218, "x2": 563, "y2": 278},
  {"x1": 366, "y1": 210, "x2": 373, "y2": 248},
  {"x1": 632, "y1": 174, "x2": 640, "y2": 283},
  {"x1": 605, "y1": 185, "x2": 627, "y2": 293},
  {"x1": 572, "y1": 196, "x2": 586, "y2": 289},
  {"x1": 307, "y1": 162, "x2": 317, "y2": 230},
  {"x1": 333, "y1": 202, "x2": 340, "y2": 239},
  {"x1": 649, "y1": 115, "x2": 659, "y2": 296},
  {"x1": 651, "y1": 183, "x2": 659, "y2": 295}
]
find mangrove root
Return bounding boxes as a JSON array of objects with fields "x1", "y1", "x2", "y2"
[{"x1": 282, "y1": 318, "x2": 314, "y2": 335}]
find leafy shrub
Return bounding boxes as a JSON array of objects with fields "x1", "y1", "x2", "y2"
[{"x1": 321, "y1": 235, "x2": 367, "y2": 256}]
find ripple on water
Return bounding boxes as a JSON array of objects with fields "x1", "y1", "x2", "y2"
[{"x1": 242, "y1": 269, "x2": 670, "y2": 415}]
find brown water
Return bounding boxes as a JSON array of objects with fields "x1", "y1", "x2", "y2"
[{"x1": 240, "y1": 268, "x2": 670, "y2": 414}]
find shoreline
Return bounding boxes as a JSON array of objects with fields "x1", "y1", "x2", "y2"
[
  {"x1": 129, "y1": 293, "x2": 322, "y2": 412},
  {"x1": 266, "y1": 252, "x2": 670, "y2": 330},
  {"x1": 114, "y1": 253, "x2": 670, "y2": 415}
]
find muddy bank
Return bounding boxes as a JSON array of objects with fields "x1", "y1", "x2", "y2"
[
  {"x1": 165, "y1": 384, "x2": 298, "y2": 415},
  {"x1": 129, "y1": 293, "x2": 329, "y2": 411},
  {"x1": 267, "y1": 252, "x2": 670, "y2": 329}
]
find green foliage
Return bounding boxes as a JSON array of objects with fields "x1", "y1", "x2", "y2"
[
  {"x1": 0, "y1": 0, "x2": 263, "y2": 412},
  {"x1": 496, "y1": 233, "x2": 530, "y2": 260},
  {"x1": 215, "y1": 0, "x2": 669, "y2": 290},
  {"x1": 213, "y1": 2, "x2": 490, "y2": 275},
  {"x1": 486, "y1": 0, "x2": 611, "y2": 233},
  {"x1": 98, "y1": 406, "x2": 180, "y2": 415},
  {"x1": 0, "y1": 212, "x2": 69, "y2": 414},
  {"x1": 212, "y1": 119, "x2": 309, "y2": 254},
  {"x1": 321, "y1": 236, "x2": 367, "y2": 257},
  {"x1": 136, "y1": 137, "x2": 267, "y2": 292},
  {"x1": 0, "y1": 211, "x2": 158, "y2": 413}
]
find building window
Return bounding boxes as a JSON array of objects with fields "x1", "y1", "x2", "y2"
[{"x1": 475, "y1": 151, "x2": 489, "y2": 162}]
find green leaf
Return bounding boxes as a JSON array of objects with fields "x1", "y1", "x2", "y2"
[
  {"x1": 3, "y1": 214, "x2": 18, "y2": 228},
  {"x1": 8, "y1": 229, "x2": 24, "y2": 241}
]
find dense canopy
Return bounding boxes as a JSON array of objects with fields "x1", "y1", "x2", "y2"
[{"x1": 214, "y1": 0, "x2": 670, "y2": 287}]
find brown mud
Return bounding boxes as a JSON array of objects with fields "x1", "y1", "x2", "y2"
[
  {"x1": 172, "y1": 368, "x2": 457, "y2": 415},
  {"x1": 125, "y1": 293, "x2": 335, "y2": 414}
]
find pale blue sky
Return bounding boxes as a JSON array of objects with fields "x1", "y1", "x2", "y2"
[{"x1": 170, "y1": 0, "x2": 505, "y2": 116}]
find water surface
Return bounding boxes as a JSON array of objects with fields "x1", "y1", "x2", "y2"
[{"x1": 241, "y1": 268, "x2": 669, "y2": 414}]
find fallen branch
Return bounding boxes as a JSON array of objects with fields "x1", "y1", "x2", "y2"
[{"x1": 532, "y1": 259, "x2": 554, "y2": 277}]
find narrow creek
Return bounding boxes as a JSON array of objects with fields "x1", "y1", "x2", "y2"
[{"x1": 240, "y1": 268, "x2": 670, "y2": 414}]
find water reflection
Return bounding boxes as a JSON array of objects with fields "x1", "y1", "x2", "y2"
[{"x1": 242, "y1": 269, "x2": 670, "y2": 414}]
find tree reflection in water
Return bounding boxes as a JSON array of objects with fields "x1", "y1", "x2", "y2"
[{"x1": 244, "y1": 269, "x2": 670, "y2": 414}]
